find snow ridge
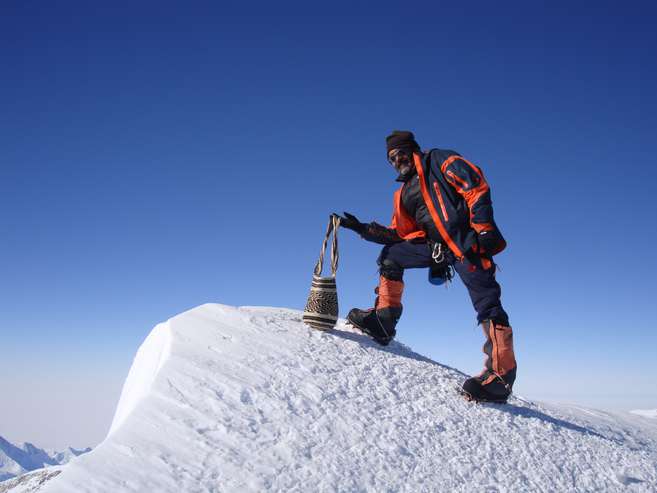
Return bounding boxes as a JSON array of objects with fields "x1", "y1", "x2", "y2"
[
  {"x1": 109, "y1": 321, "x2": 172, "y2": 436},
  {"x1": 26, "y1": 304, "x2": 657, "y2": 492}
]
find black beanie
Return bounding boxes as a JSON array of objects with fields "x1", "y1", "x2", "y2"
[{"x1": 386, "y1": 130, "x2": 420, "y2": 153}]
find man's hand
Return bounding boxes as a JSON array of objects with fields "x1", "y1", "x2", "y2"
[
  {"x1": 477, "y1": 229, "x2": 505, "y2": 255},
  {"x1": 334, "y1": 211, "x2": 365, "y2": 234}
]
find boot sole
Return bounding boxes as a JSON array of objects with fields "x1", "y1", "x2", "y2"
[
  {"x1": 458, "y1": 387, "x2": 508, "y2": 404},
  {"x1": 345, "y1": 319, "x2": 393, "y2": 346}
]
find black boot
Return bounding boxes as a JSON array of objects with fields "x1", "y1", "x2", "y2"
[
  {"x1": 346, "y1": 306, "x2": 401, "y2": 346},
  {"x1": 461, "y1": 319, "x2": 517, "y2": 403},
  {"x1": 460, "y1": 368, "x2": 516, "y2": 403}
]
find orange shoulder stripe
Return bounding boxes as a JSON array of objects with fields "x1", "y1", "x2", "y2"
[
  {"x1": 440, "y1": 155, "x2": 461, "y2": 174},
  {"x1": 442, "y1": 156, "x2": 490, "y2": 227},
  {"x1": 446, "y1": 170, "x2": 469, "y2": 189}
]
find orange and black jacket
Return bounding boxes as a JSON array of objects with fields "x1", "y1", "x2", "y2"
[{"x1": 361, "y1": 148, "x2": 506, "y2": 259}]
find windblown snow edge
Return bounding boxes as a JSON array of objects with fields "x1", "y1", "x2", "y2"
[{"x1": 108, "y1": 321, "x2": 172, "y2": 436}]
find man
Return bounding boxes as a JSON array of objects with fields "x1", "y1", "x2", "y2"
[{"x1": 336, "y1": 130, "x2": 517, "y2": 403}]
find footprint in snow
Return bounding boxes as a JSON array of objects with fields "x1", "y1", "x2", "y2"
[
  {"x1": 616, "y1": 473, "x2": 645, "y2": 485},
  {"x1": 240, "y1": 389, "x2": 253, "y2": 405}
]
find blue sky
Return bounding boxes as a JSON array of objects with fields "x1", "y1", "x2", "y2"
[{"x1": 1, "y1": 2, "x2": 656, "y2": 448}]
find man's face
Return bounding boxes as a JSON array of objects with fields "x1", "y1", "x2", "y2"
[{"x1": 388, "y1": 148, "x2": 414, "y2": 176}]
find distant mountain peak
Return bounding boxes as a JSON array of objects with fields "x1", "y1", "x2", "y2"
[{"x1": 0, "y1": 435, "x2": 89, "y2": 483}]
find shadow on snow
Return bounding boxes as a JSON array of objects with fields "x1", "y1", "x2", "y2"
[{"x1": 327, "y1": 326, "x2": 611, "y2": 443}]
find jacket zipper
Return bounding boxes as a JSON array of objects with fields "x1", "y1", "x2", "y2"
[
  {"x1": 433, "y1": 182, "x2": 449, "y2": 221},
  {"x1": 414, "y1": 152, "x2": 464, "y2": 259}
]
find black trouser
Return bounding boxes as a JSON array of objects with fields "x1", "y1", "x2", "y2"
[{"x1": 377, "y1": 241, "x2": 509, "y2": 325}]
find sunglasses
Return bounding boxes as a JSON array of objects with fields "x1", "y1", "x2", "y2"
[{"x1": 387, "y1": 148, "x2": 413, "y2": 167}]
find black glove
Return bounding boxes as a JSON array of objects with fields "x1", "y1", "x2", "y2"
[
  {"x1": 334, "y1": 211, "x2": 365, "y2": 234},
  {"x1": 477, "y1": 229, "x2": 505, "y2": 255}
]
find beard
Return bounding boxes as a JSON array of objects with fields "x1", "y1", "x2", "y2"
[
  {"x1": 397, "y1": 162, "x2": 413, "y2": 176},
  {"x1": 394, "y1": 162, "x2": 415, "y2": 182}
]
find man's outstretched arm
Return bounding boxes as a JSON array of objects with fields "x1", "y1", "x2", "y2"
[{"x1": 335, "y1": 212, "x2": 403, "y2": 245}]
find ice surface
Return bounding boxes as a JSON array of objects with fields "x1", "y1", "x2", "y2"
[{"x1": 15, "y1": 303, "x2": 657, "y2": 492}]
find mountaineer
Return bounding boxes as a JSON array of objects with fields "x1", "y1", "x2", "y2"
[{"x1": 337, "y1": 130, "x2": 517, "y2": 403}]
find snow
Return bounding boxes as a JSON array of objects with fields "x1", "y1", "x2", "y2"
[
  {"x1": 0, "y1": 437, "x2": 89, "y2": 483},
  {"x1": 109, "y1": 321, "x2": 172, "y2": 436},
  {"x1": 14, "y1": 303, "x2": 657, "y2": 492},
  {"x1": 46, "y1": 448, "x2": 91, "y2": 467},
  {"x1": 632, "y1": 409, "x2": 657, "y2": 419},
  {"x1": 0, "y1": 469, "x2": 63, "y2": 493}
]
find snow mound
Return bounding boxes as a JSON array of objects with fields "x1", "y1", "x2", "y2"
[{"x1": 27, "y1": 304, "x2": 657, "y2": 492}]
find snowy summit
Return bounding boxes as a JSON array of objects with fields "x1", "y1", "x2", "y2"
[{"x1": 12, "y1": 303, "x2": 657, "y2": 492}]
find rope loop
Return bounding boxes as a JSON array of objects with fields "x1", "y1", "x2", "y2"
[{"x1": 314, "y1": 215, "x2": 341, "y2": 277}]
